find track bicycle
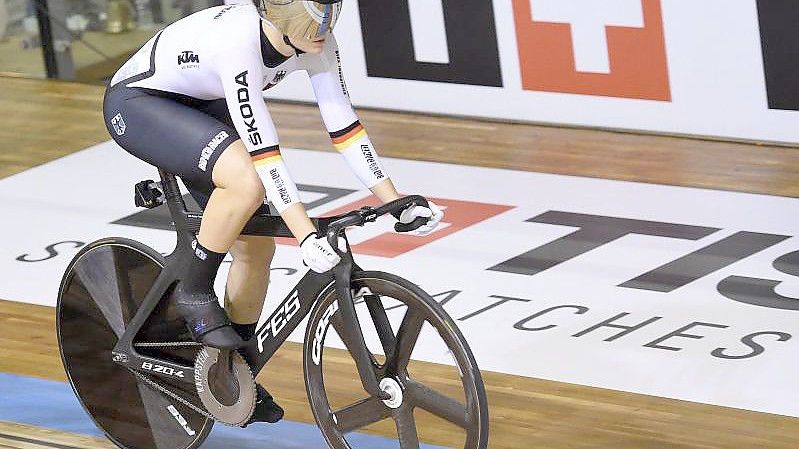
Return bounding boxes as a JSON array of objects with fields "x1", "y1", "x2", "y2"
[{"x1": 56, "y1": 169, "x2": 489, "y2": 449}]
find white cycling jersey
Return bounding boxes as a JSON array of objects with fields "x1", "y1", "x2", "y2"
[{"x1": 110, "y1": 4, "x2": 388, "y2": 213}]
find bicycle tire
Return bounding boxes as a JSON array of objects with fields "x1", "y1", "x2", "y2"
[
  {"x1": 56, "y1": 237, "x2": 213, "y2": 449},
  {"x1": 303, "y1": 271, "x2": 489, "y2": 449}
]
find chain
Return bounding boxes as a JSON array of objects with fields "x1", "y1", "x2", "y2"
[
  {"x1": 134, "y1": 341, "x2": 203, "y2": 348},
  {"x1": 129, "y1": 365, "x2": 251, "y2": 427},
  {"x1": 128, "y1": 340, "x2": 251, "y2": 426},
  {"x1": 130, "y1": 369, "x2": 215, "y2": 421},
  {"x1": 130, "y1": 341, "x2": 207, "y2": 416},
  {"x1": 130, "y1": 342, "x2": 207, "y2": 416}
]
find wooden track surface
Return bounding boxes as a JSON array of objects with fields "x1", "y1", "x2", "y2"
[
  {"x1": 2, "y1": 77, "x2": 799, "y2": 196},
  {"x1": 2, "y1": 76, "x2": 799, "y2": 448},
  {"x1": 0, "y1": 420, "x2": 113, "y2": 449},
  {"x1": 3, "y1": 299, "x2": 799, "y2": 449}
]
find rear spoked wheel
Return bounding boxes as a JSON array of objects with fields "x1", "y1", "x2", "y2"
[
  {"x1": 304, "y1": 271, "x2": 489, "y2": 449},
  {"x1": 56, "y1": 238, "x2": 213, "y2": 449}
]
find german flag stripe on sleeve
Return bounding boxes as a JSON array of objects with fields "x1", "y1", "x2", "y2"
[
  {"x1": 251, "y1": 145, "x2": 282, "y2": 167},
  {"x1": 330, "y1": 121, "x2": 366, "y2": 152}
]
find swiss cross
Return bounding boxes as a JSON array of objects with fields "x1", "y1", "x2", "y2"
[{"x1": 531, "y1": 0, "x2": 644, "y2": 73}]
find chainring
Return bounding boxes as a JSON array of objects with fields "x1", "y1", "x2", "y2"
[{"x1": 194, "y1": 347, "x2": 257, "y2": 426}]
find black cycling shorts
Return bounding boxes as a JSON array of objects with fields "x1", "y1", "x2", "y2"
[{"x1": 103, "y1": 83, "x2": 240, "y2": 209}]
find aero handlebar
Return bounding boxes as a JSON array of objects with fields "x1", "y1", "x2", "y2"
[{"x1": 325, "y1": 195, "x2": 430, "y2": 251}]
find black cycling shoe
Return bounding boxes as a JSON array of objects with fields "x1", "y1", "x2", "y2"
[
  {"x1": 241, "y1": 384, "x2": 284, "y2": 426},
  {"x1": 173, "y1": 284, "x2": 244, "y2": 349}
]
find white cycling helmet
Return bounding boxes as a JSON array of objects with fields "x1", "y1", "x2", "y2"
[{"x1": 254, "y1": 0, "x2": 343, "y2": 41}]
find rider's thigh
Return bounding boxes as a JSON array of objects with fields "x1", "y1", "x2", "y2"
[
  {"x1": 103, "y1": 84, "x2": 238, "y2": 195},
  {"x1": 212, "y1": 140, "x2": 265, "y2": 200},
  {"x1": 229, "y1": 235, "x2": 276, "y2": 268}
]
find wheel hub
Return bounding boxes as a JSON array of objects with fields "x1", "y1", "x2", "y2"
[{"x1": 379, "y1": 378, "x2": 403, "y2": 409}]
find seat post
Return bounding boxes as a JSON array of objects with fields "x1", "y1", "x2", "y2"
[{"x1": 158, "y1": 169, "x2": 195, "y2": 251}]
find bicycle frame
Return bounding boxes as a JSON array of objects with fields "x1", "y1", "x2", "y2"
[{"x1": 111, "y1": 169, "x2": 401, "y2": 400}]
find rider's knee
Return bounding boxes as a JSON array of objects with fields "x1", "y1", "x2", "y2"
[
  {"x1": 217, "y1": 167, "x2": 265, "y2": 212},
  {"x1": 237, "y1": 177, "x2": 266, "y2": 212},
  {"x1": 231, "y1": 236, "x2": 275, "y2": 268},
  {"x1": 211, "y1": 141, "x2": 265, "y2": 208}
]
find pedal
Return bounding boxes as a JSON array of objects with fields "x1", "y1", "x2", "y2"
[{"x1": 134, "y1": 180, "x2": 164, "y2": 209}]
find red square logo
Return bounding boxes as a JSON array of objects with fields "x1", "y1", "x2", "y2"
[{"x1": 512, "y1": 0, "x2": 671, "y2": 101}]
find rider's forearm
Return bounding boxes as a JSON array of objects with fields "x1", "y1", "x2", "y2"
[
  {"x1": 324, "y1": 120, "x2": 394, "y2": 194},
  {"x1": 280, "y1": 202, "x2": 317, "y2": 243},
  {"x1": 281, "y1": 179, "x2": 399, "y2": 242},
  {"x1": 370, "y1": 178, "x2": 401, "y2": 203}
]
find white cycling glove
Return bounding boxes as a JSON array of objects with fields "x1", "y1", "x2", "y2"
[
  {"x1": 300, "y1": 232, "x2": 346, "y2": 273},
  {"x1": 398, "y1": 200, "x2": 444, "y2": 236}
]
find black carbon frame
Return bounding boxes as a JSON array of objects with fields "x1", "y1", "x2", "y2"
[{"x1": 112, "y1": 169, "x2": 391, "y2": 401}]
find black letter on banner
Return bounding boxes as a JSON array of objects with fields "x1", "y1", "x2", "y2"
[
  {"x1": 572, "y1": 313, "x2": 662, "y2": 342},
  {"x1": 358, "y1": 0, "x2": 502, "y2": 86},
  {"x1": 16, "y1": 241, "x2": 85, "y2": 262},
  {"x1": 514, "y1": 305, "x2": 589, "y2": 332},
  {"x1": 458, "y1": 295, "x2": 531, "y2": 321},
  {"x1": 757, "y1": 0, "x2": 799, "y2": 111},
  {"x1": 716, "y1": 250, "x2": 799, "y2": 311},
  {"x1": 620, "y1": 232, "x2": 790, "y2": 293},
  {"x1": 489, "y1": 211, "x2": 719, "y2": 276},
  {"x1": 644, "y1": 322, "x2": 729, "y2": 352},
  {"x1": 381, "y1": 290, "x2": 460, "y2": 312},
  {"x1": 711, "y1": 331, "x2": 791, "y2": 360}
]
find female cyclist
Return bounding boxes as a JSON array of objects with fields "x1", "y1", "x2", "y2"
[{"x1": 102, "y1": 0, "x2": 442, "y2": 425}]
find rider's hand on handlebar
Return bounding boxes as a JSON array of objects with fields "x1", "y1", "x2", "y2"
[
  {"x1": 300, "y1": 232, "x2": 346, "y2": 273},
  {"x1": 396, "y1": 200, "x2": 443, "y2": 236}
]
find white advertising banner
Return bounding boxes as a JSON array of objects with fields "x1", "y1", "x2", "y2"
[
  {"x1": 1, "y1": 143, "x2": 799, "y2": 417},
  {"x1": 265, "y1": 0, "x2": 799, "y2": 144}
]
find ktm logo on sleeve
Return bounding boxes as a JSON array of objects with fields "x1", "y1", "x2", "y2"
[{"x1": 512, "y1": 0, "x2": 671, "y2": 101}]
